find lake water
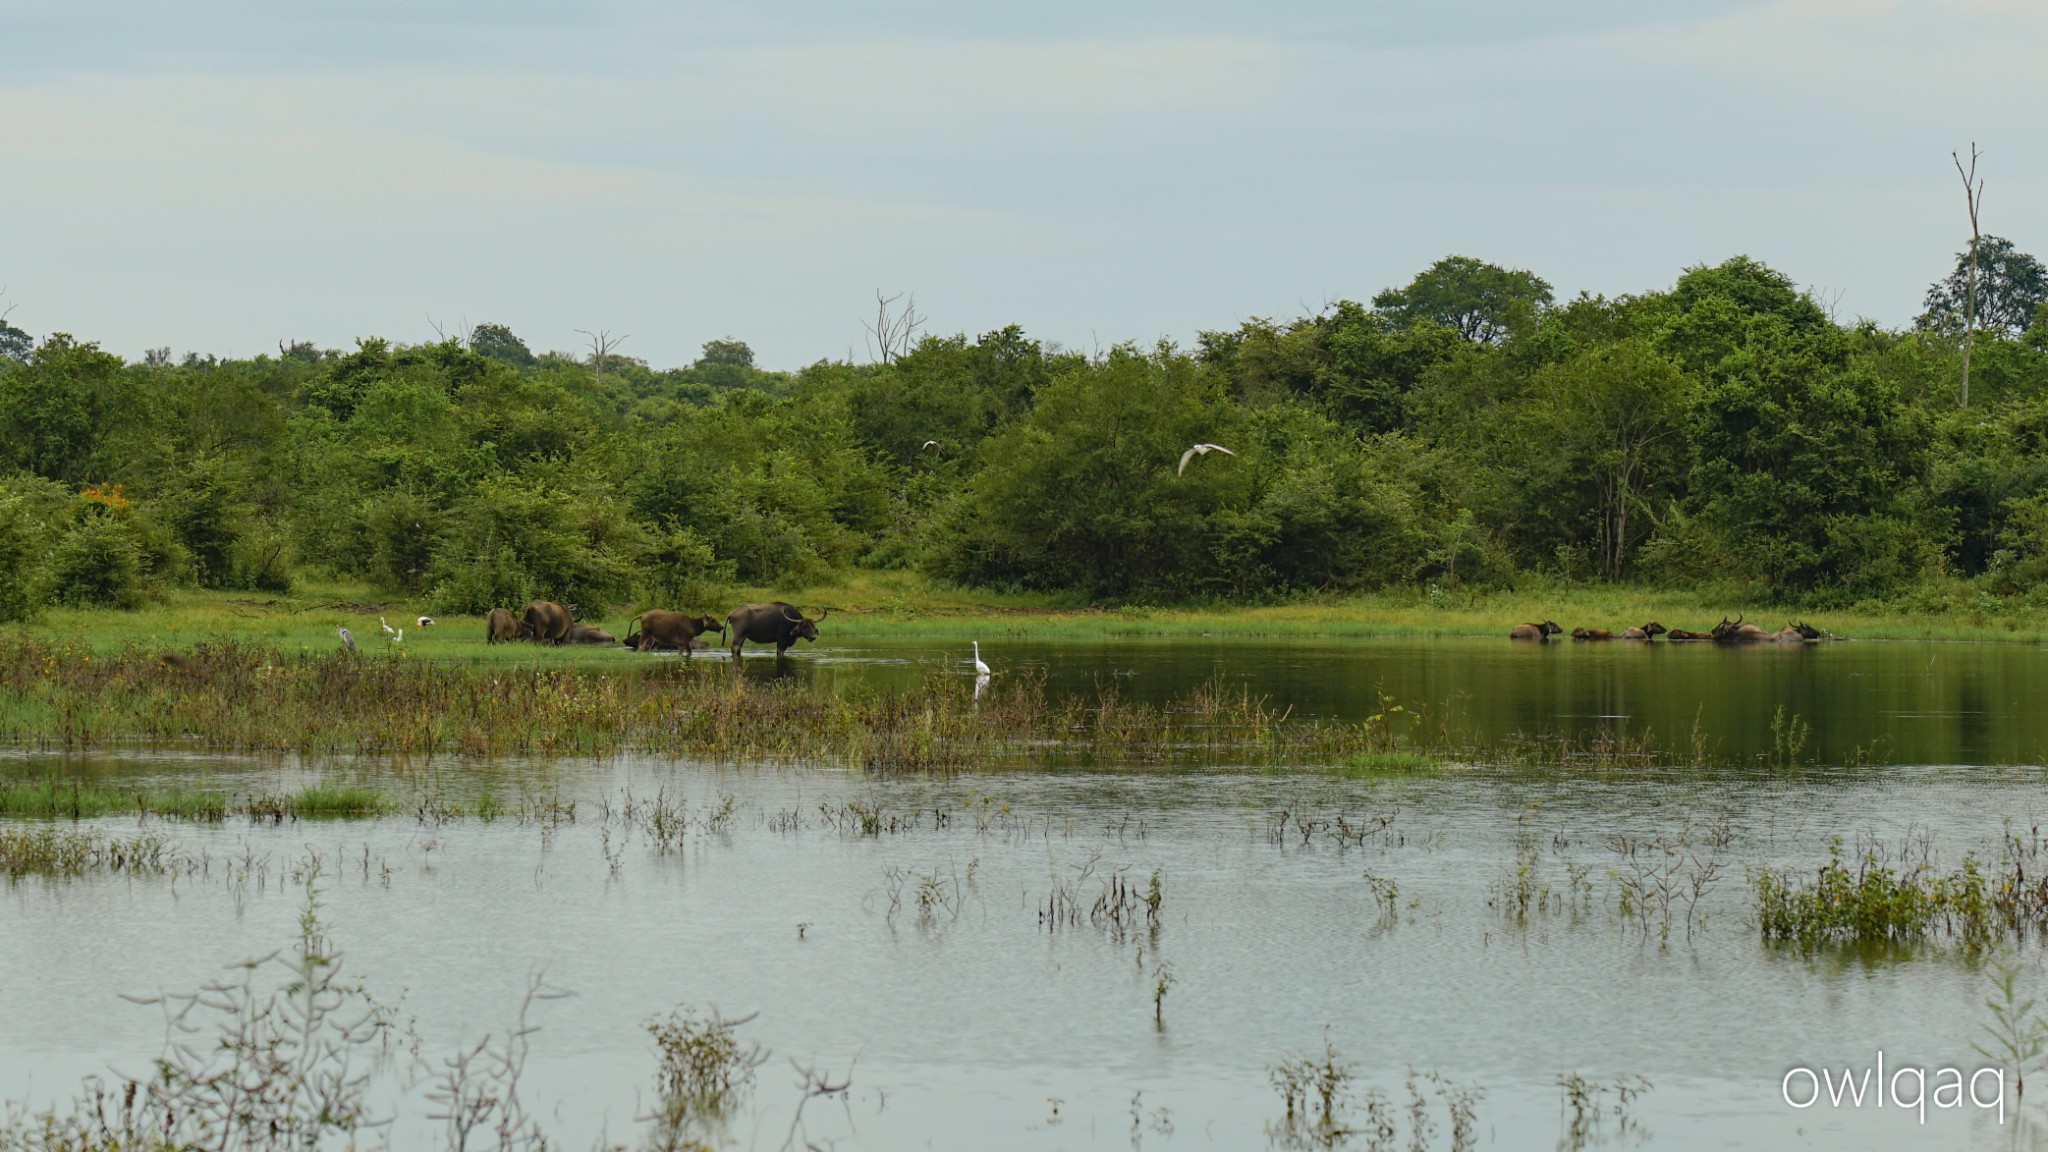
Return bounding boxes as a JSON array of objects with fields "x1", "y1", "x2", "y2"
[{"x1": 5, "y1": 636, "x2": 2048, "y2": 1150}]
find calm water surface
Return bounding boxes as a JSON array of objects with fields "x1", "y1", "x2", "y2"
[{"x1": 5, "y1": 637, "x2": 2048, "y2": 1150}]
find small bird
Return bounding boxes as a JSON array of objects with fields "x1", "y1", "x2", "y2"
[
  {"x1": 379, "y1": 617, "x2": 396, "y2": 637},
  {"x1": 972, "y1": 641, "x2": 990, "y2": 677},
  {"x1": 1177, "y1": 443, "x2": 1237, "y2": 475},
  {"x1": 919, "y1": 440, "x2": 940, "y2": 452},
  {"x1": 417, "y1": 616, "x2": 436, "y2": 629},
  {"x1": 338, "y1": 627, "x2": 355, "y2": 652}
]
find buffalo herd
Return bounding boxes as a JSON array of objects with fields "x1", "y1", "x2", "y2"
[
  {"x1": 480, "y1": 599, "x2": 831, "y2": 659},
  {"x1": 1514, "y1": 615, "x2": 1827, "y2": 643}
]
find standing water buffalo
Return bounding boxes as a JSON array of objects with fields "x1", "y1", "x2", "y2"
[
  {"x1": 564, "y1": 623, "x2": 616, "y2": 646},
  {"x1": 1509, "y1": 621, "x2": 1563, "y2": 640},
  {"x1": 624, "y1": 610, "x2": 725, "y2": 655},
  {"x1": 522, "y1": 600, "x2": 575, "y2": 645},
  {"x1": 485, "y1": 607, "x2": 529, "y2": 644},
  {"x1": 1621, "y1": 622, "x2": 1667, "y2": 640},
  {"x1": 727, "y1": 603, "x2": 829, "y2": 658}
]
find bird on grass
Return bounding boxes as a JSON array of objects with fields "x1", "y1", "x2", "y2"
[
  {"x1": 338, "y1": 627, "x2": 355, "y2": 652},
  {"x1": 1177, "y1": 443, "x2": 1236, "y2": 475},
  {"x1": 379, "y1": 617, "x2": 396, "y2": 638},
  {"x1": 972, "y1": 641, "x2": 990, "y2": 677},
  {"x1": 417, "y1": 616, "x2": 436, "y2": 628}
]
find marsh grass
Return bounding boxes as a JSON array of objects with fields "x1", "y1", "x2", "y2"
[
  {"x1": 1753, "y1": 832, "x2": 2048, "y2": 950},
  {"x1": 0, "y1": 826, "x2": 182, "y2": 878},
  {"x1": 0, "y1": 777, "x2": 391, "y2": 822}
]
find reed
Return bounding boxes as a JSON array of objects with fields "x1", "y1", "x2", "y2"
[
  {"x1": 0, "y1": 777, "x2": 391, "y2": 822},
  {"x1": 1753, "y1": 833, "x2": 2048, "y2": 950}
]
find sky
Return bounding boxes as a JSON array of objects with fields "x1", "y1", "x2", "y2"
[{"x1": 2, "y1": 0, "x2": 2043, "y2": 369}]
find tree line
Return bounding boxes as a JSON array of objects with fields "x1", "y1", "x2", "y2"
[{"x1": 0, "y1": 244, "x2": 2044, "y2": 617}]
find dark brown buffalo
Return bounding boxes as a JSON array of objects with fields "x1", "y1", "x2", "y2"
[
  {"x1": 1666, "y1": 628, "x2": 1712, "y2": 641},
  {"x1": 485, "y1": 607, "x2": 529, "y2": 644},
  {"x1": 727, "y1": 602, "x2": 829, "y2": 657},
  {"x1": 625, "y1": 610, "x2": 726, "y2": 656},
  {"x1": 1621, "y1": 622, "x2": 1667, "y2": 640},
  {"x1": 522, "y1": 600, "x2": 575, "y2": 645},
  {"x1": 1509, "y1": 621, "x2": 1562, "y2": 640},
  {"x1": 565, "y1": 623, "x2": 616, "y2": 646},
  {"x1": 1571, "y1": 628, "x2": 1614, "y2": 641},
  {"x1": 1710, "y1": 615, "x2": 1769, "y2": 643},
  {"x1": 1772, "y1": 621, "x2": 1823, "y2": 642}
]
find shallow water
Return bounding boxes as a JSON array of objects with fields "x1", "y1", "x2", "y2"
[{"x1": 6, "y1": 637, "x2": 2048, "y2": 1150}]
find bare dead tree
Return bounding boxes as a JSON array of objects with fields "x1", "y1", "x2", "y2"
[
  {"x1": 576, "y1": 328, "x2": 630, "y2": 388},
  {"x1": 862, "y1": 291, "x2": 923, "y2": 365},
  {"x1": 1953, "y1": 143, "x2": 1985, "y2": 409}
]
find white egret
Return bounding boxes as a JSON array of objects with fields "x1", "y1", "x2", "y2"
[
  {"x1": 379, "y1": 617, "x2": 396, "y2": 637},
  {"x1": 972, "y1": 641, "x2": 990, "y2": 677},
  {"x1": 919, "y1": 440, "x2": 940, "y2": 452},
  {"x1": 1177, "y1": 443, "x2": 1236, "y2": 475},
  {"x1": 338, "y1": 627, "x2": 355, "y2": 652}
]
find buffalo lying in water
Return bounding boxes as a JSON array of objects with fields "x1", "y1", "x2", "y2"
[
  {"x1": 1571, "y1": 628, "x2": 1614, "y2": 641},
  {"x1": 1509, "y1": 621, "x2": 1563, "y2": 640},
  {"x1": 727, "y1": 602, "x2": 828, "y2": 657},
  {"x1": 1710, "y1": 615, "x2": 1771, "y2": 643},
  {"x1": 1621, "y1": 622, "x2": 1667, "y2": 640},
  {"x1": 625, "y1": 610, "x2": 725, "y2": 655},
  {"x1": 564, "y1": 623, "x2": 616, "y2": 646}
]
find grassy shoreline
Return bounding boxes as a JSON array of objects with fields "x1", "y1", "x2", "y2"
[{"x1": 12, "y1": 571, "x2": 2048, "y2": 658}]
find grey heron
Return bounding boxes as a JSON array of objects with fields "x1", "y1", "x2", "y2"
[
  {"x1": 1177, "y1": 443, "x2": 1236, "y2": 475},
  {"x1": 338, "y1": 627, "x2": 355, "y2": 652}
]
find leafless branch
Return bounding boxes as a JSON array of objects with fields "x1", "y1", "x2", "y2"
[
  {"x1": 861, "y1": 291, "x2": 923, "y2": 365},
  {"x1": 1952, "y1": 143, "x2": 1985, "y2": 409}
]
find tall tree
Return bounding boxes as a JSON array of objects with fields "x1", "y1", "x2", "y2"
[
  {"x1": 1372, "y1": 256, "x2": 1553, "y2": 345},
  {"x1": 1920, "y1": 236, "x2": 2047, "y2": 341}
]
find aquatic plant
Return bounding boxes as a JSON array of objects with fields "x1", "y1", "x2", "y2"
[
  {"x1": 1556, "y1": 1073, "x2": 1652, "y2": 1150},
  {"x1": 0, "y1": 826, "x2": 182, "y2": 879},
  {"x1": 1266, "y1": 1039, "x2": 1483, "y2": 1152},
  {"x1": 1752, "y1": 835, "x2": 2048, "y2": 949},
  {"x1": 1972, "y1": 956, "x2": 2048, "y2": 1099}
]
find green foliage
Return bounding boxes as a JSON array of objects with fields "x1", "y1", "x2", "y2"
[
  {"x1": 1, "y1": 247, "x2": 2046, "y2": 609},
  {"x1": 1372, "y1": 254, "x2": 1553, "y2": 345},
  {"x1": 46, "y1": 515, "x2": 149, "y2": 608},
  {"x1": 1921, "y1": 236, "x2": 2048, "y2": 339}
]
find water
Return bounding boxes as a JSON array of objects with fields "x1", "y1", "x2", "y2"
[{"x1": 5, "y1": 636, "x2": 2048, "y2": 1150}]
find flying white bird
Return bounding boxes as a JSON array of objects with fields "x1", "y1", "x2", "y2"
[
  {"x1": 338, "y1": 627, "x2": 355, "y2": 652},
  {"x1": 919, "y1": 440, "x2": 940, "y2": 452},
  {"x1": 379, "y1": 617, "x2": 396, "y2": 637},
  {"x1": 971, "y1": 641, "x2": 990, "y2": 677},
  {"x1": 1177, "y1": 443, "x2": 1237, "y2": 475},
  {"x1": 417, "y1": 616, "x2": 436, "y2": 628}
]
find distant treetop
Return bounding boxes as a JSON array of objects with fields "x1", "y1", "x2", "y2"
[
  {"x1": 1372, "y1": 255, "x2": 1553, "y2": 344},
  {"x1": 1919, "y1": 236, "x2": 2048, "y2": 340},
  {"x1": 469, "y1": 322, "x2": 535, "y2": 366}
]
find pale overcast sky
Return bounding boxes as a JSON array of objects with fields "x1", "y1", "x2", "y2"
[{"x1": 3, "y1": 1, "x2": 2042, "y2": 368}]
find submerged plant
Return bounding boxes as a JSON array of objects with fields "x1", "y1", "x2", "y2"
[{"x1": 1973, "y1": 956, "x2": 2048, "y2": 1100}]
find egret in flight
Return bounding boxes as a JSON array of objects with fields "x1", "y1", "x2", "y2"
[
  {"x1": 919, "y1": 440, "x2": 940, "y2": 452},
  {"x1": 1178, "y1": 443, "x2": 1236, "y2": 475}
]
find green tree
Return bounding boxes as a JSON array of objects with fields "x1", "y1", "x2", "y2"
[
  {"x1": 0, "y1": 333, "x2": 126, "y2": 482},
  {"x1": 1372, "y1": 256, "x2": 1553, "y2": 345},
  {"x1": 1921, "y1": 236, "x2": 2048, "y2": 340},
  {"x1": 469, "y1": 322, "x2": 536, "y2": 367}
]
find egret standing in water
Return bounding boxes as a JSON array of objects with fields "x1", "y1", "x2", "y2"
[
  {"x1": 971, "y1": 642, "x2": 990, "y2": 677},
  {"x1": 1177, "y1": 443, "x2": 1236, "y2": 475},
  {"x1": 338, "y1": 626, "x2": 355, "y2": 652}
]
